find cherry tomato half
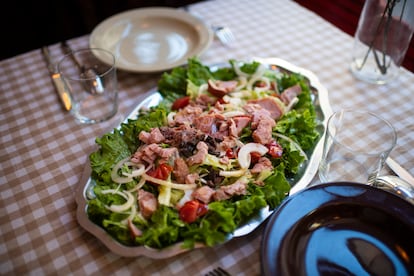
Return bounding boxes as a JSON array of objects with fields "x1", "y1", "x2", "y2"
[
  {"x1": 179, "y1": 200, "x2": 208, "y2": 223},
  {"x1": 171, "y1": 96, "x2": 190, "y2": 110},
  {"x1": 266, "y1": 140, "x2": 283, "y2": 158},
  {"x1": 225, "y1": 148, "x2": 236, "y2": 158},
  {"x1": 147, "y1": 163, "x2": 173, "y2": 181}
]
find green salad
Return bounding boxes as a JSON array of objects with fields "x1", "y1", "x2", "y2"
[{"x1": 87, "y1": 58, "x2": 319, "y2": 249}]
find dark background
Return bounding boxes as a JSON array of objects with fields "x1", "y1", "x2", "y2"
[
  {"x1": 0, "y1": 0, "x2": 202, "y2": 60},
  {"x1": 1, "y1": 0, "x2": 413, "y2": 72}
]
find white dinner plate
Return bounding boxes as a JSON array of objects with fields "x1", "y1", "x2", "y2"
[{"x1": 89, "y1": 7, "x2": 213, "y2": 73}]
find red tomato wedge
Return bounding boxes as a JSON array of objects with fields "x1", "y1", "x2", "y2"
[
  {"x1": 171, "y1": 96, "x2": 190, "y2": 110},
  {"x1": 266, "y1": 140, "x2": 283, "y2": 158},
  {"x1": 179, "y1": 200, "x2": 208, "y2": 223},
  {"x1": 147, "y1": 163, "x2": 173, "y2": 181}
]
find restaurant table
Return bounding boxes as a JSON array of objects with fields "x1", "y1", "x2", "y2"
[{"x1": 1, "y1": 0, "x2": 413, "y2": 275}]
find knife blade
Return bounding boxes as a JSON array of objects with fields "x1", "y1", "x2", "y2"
[
  {"x1": 61, "y1": 41, "x2": 104, "y2": 94},
  {"x1": 41, "y1": 46, "x2": 72, "y2": 111},
  {"x1": 386, "y1": 157, "x2": 414, "y2": 185}
]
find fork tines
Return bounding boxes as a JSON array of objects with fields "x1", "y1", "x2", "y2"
[
  {"x1": 205, "y1": 266, "x2": 231, "y2": 276},
  {"x1": 214, "y1": 26, "x2": 235, "y2": 46}
]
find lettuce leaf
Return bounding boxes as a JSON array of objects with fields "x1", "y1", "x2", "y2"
[
  {"x1": 89, "y1": 129, "x2": 130, "y2": 185},
  {"x1": 157, "y1": 66, "x2": 187, "y2": 101},
  {"x1": 135, "y1": 205, "x2": 184, "y2": 248}
]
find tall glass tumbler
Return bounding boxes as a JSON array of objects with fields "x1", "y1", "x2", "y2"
[
  {"x1": 319, "y1": 110, "x2": 397, "y2": 184},
  {"x1": 58, "y1": 48, "x2": 118, "y2": 124},
  {"x1": 350, "y1": 0, "x2": 414, "y2": 84}
]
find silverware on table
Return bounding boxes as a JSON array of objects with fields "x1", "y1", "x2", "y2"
[
  {"x1": 375, "y1": 175, "x2": 414, "y2": 204},
  {"x1": 41, "y1": 46, "x2": 72, "y2": 111},
  {"x1": 205, "y1": 267, "x2": 231, "y2": 276},
  {"x1": 212, "y1": 25, "x2": 235, "y2": 46},
  {"x1": 386, "y1": 157, "x2": 414, "y2": 185},
  {"x1": 60, "y1": 41, "x2": 104, "y2": 94},
  {"x1": 184, "y1": 8, "x2": 235, "y2": 46}
]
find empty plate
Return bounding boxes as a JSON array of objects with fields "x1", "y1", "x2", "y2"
[{"x1": 90, "y1": 7, "x2": 213, "y2": 73}]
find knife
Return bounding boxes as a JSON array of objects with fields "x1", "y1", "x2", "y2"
[
  {"x1": 61, "y1": 41, "x2": 104, "y2": 94},
  {"x1": 41, "y1": 46, "x2": 72, "y2": 111},
  {"x1": 386, "y1": 157, "x2": 414, "y2": 185}
]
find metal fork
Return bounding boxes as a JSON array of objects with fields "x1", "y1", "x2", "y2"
[
  {"x1": 184, "y1": 7, "x2": 235, "y2": 46},
  {"x1": 205, "y1": 266, "x2": 231, "y2": 276},
  {"x1": 212, "y1": 25, "x2": 236, "y2": 46}
]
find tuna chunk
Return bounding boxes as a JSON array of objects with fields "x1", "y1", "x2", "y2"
[
  {"x1": 193, "y1": 114, "x2": 217, "y2": 134},
  {"x1": 192, "y1": 186, "x2": 216, "y2": 204},
  {"x1": 229, "y1": 115, "x2": 251, "y2": 137},
  {"x1": 213, "y1": 180, "x2": 248, "y2": 201},
  {"x1": 251, "y1": 157, "x2": 273, "y2": 174},
  {"x1": 131, "y1": 143, "x2": 178, "y2": 166},
  {"x1": 185, "y1": 173, "x2": 199, "y2": 184},
  {"x1": 248, "y1": 97, "x2": 284, "y2": 120},
  {"x1": 174, "y1": 104, "x2": 203, "y2": 125},
  {"x1": 244, "y1": 103, "x2": 272, "y2": 129},
  {"x1": 187, "y1": 141, "x2": 209, "y2": 166},
  {"x1": 138, "y1": 189, "x2": 158, "y2": 219},
  {"x1": 280, "y1": 84, "x2": 302, "y2": 105},
  {"x1": 252, "y1": 117, "x2": 276, "y2": 144},
  {"x1": 173, "y1": 158, "x2": 190, "y2": 183},
  {"x1": 207, "y1": 79, "x2": 238, "y2": 97},
  {"x1": 138, "y1": 128, "x2": 165, "y2": 144}
]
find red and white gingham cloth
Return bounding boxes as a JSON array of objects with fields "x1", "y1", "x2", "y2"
[{"x1": 1, "y1": 0, "x2": 413, "y2": 275}]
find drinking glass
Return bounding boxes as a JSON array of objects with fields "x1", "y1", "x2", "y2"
[
  {"x1": 58, "y1": 48, "x2": 118, "y2": 124},
  {"x1": 319, "y1": 110, "x2": 397, "y2": 184},
  {"x1": 350, "y1": 0, "x2": 414, "y2": 84}
]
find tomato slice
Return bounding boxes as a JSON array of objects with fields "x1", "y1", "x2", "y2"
[
  {"x1": 266, "y1": 140, "x2": 283, "y2": 158},
  {"x1": 225, "y1": 148, "x2": 236, "y2": 158},
  {"x1": 171, "y1": 96, "x2": 190, "y2": 110},
  {"x1": 147, "y1": 163, "x2": 173, "y2": 182},
  {"x1": 250, "y1": 152, "x2": 262, "y2": 164},
  {"x1": 179, "y1": 200, "x2": 208, "y2": 223}
]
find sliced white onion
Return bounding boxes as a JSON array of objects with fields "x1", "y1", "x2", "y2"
[
  {"x1": 198, "y1": 83, "x2": 208, "y2": 94},
  {"x1": 252, "y1": 63, "x2": 266, "y2": 78},
  {"x1": 237, "y1": 143, "x2": 268, "y2": 169},
  {"x1": 106, "y1": 190, "x2": 135, "y2": 213},
  {"x1": 121, "y1": 203, "x2": 137, "y2": 225},
  {"x1": 142, "y1": 173, "x2": 197, "y2": 190},
  {"x1": 101, "y1": 189, "x2": 135, "y2": 213},
  {"x1": 235, "y1": 76, "x2": 247, "y2": 91},
  {"x1": 176, "y1": 189, "x2": 195, "y2": 208},
  {"x1": 222, "y1": 110, "x2": 246, "y2": 118},
  {"x1": 219, "y1": 169, "x2": 247, "y2": 177},
  {"x1": 275, "y1": 133, "x2": 308, "y2": 160},
  {"x1": 285, "y1": 97, "x2": 299, "y2": 112},
  {"x1": 253, "y1": 77, "x2": 271, "y2": 92},
  {"x1": 167, "y1": 112, "x2": 176, "y2": 126},
  {"x1": 233, "y1": 62, "x2": 250, "y2": 78},
  {"x1": 271, "y1": 80, "x2": 280, "y2": 94},
  {"x1": 247, "y1": 75, "x2": 269, "y2": 92},
  {"x1": 111, "y1": 157, "x2": 133, "y2": 184},
  {"x1": 122, "y1": 163, "x2": 145, "y2": 178},
  {"x1": 101, "y1": 189, "x2": 127, "y2": 198},
  {"x1": 224, "y1": 96, "x2": 243, "y2": 107},
  {"x1": 127, "y1": 177, "x2": 146, "y2": 193},
  {"x1": 228, "y1": 91, "x2": 245, "y2": 98}
]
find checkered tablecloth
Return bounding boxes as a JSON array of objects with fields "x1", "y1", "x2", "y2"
[{"x1": 1, "y1": 0, "x2": 413, "y2": 275}]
